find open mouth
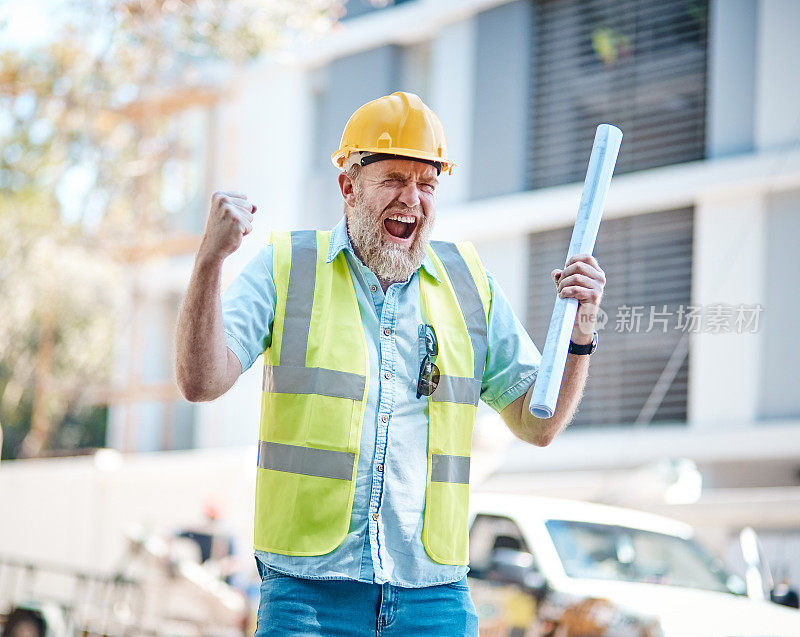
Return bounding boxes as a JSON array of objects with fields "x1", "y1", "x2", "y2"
[{"x1": 384, "y1": 213, "x2": 418, "y2": 240}]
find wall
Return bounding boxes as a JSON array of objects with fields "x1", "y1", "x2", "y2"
[{"x1": 0, "y1": 450, "x2": 258, "y2": 577}]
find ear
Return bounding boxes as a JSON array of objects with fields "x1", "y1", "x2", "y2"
[{"x1": 338, "y1": 172, "x2": 357, "y2": 208}]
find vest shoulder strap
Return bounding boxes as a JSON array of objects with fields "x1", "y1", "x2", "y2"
[{"x1": 429, "y1": 240, "x2": 491, "y2": 382}]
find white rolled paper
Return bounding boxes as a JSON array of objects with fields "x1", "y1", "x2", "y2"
[{"x1": 528, "y1": 124, "x2": 623, "y2": 419}]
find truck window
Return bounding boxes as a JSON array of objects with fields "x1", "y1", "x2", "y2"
[
  {"x1": 469, "y1": 514, "x2": 537, "y2": 578},
  {"x1": 545, "y1": 519, "x2": 744, "y2": 595}
]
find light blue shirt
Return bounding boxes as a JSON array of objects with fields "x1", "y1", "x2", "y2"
[{"x1": 222, "y1": 217, "x2": 541, "y2": 587}]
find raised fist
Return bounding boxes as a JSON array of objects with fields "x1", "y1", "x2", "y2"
[{"x1": 200, "y1": 190, "x2": 258, "y2": 262}]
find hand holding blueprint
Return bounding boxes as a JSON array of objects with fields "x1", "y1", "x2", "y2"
[{"x1": 528, "y1": 124, "x2": 623, "y2": 419}]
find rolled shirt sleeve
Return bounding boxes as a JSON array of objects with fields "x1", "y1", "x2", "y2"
[
  {"x1": 221, "y1": 246, "x2": 276, "y2": 373},
  {"x1": 480, "y1": 271, "x2": 542, "y2": 413}
]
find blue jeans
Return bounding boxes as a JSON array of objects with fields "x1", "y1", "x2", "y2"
[{"x1": 254, "y1": 558, "x2": 479, "y2": 636}]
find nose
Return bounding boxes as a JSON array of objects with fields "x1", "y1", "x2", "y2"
[{"x1": 397, "y1": 182, "x2": 421, "y2": 209}]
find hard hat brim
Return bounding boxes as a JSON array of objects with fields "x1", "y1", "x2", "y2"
[{"x1": 332, "y1": 146, "x2": 455, "y2": 174}]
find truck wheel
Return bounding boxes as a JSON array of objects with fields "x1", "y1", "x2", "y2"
[{"x1": 1, "y1": 608, "x2": 45, "y2": 637}]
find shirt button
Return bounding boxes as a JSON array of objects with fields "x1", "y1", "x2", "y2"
[
  {"x1": 370, "y1": 285, "x2": 377, "y2": 292},
  {"x1": 383, "y1": 327, "x2": 391, "y2": 336},
  {"x1": 381, "y1": 415, "x2": 388, "y2": 423},
  {"x1": 372, "y1": 512, "x2": 379, "y2": 521},
  {"x1": 377, "y1": 464, "x2": 384, "y2": 472},
  {"x1": 384, "y1": 371, "x2": 391, "y2": 380}
]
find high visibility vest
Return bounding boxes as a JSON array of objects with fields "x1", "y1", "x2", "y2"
[{"x1": 254, "y1": 229, "x2": 491, "y2": 565}]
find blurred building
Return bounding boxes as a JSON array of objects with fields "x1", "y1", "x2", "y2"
[{"x1": 106, "y1": 0, "x2": 800, "y2": 584}]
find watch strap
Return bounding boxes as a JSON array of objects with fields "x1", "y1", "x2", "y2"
[{"x1": 569, "y1": 331, "x2": 598, "y2": 355}]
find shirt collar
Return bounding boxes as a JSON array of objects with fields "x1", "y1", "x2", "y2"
[{"x1": 327, "y1": 216, "x2": 441, "y2": 282}]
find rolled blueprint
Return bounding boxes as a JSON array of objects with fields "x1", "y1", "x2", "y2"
[{"x1": 528, "y1": 124, "x2": 623, "y2": 418}]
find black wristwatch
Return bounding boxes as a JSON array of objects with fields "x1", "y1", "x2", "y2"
[{"x1": 569, "y1": 331, "x2": 598, "y2": 355}]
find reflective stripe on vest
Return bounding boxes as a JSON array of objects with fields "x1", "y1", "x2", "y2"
[
  {"x1": 263, "y1": 365, "x2": 365, "y2": 400},
  {"x1": 427, "y1": 241, "x2": 488, "y2": 407},
  {"x1": 431, "y1": 240, "x2": 489, "y2": 385},
  {"x1": 281, "y1": 230, "x2": 316, "y2": 367},
  {"x1": 258, "y1": 440, "x2": 355, "y2": 481},
  {"x1": 430, "y1": 453, "x2": 471, "y2": 484}
]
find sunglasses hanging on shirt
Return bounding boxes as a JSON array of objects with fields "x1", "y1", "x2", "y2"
[{"x1": 416, "y1": 324, "x2": 440, "y2": 398}]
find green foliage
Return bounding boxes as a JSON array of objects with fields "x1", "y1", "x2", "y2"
[
  {"x1": 0, "y1": 0, "x2": 345, "y2": 457},
  {"x1": 0, "y1": 193, "x2": 123, "y2": 458}
]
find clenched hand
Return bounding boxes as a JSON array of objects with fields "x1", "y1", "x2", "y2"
[{"x1": 199, "y1": 190, "x2": 258, "y2": 264}]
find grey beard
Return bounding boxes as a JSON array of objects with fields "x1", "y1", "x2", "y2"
[{"x1": 346, "y1": 201, "x2": 433, "y2": 284}]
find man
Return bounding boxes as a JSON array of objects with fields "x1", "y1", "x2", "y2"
[{"x1": 175, "y1": 92, "x2": 605, "y2": 636}]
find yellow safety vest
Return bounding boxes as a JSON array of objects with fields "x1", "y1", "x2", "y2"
[{"x1": 254, "y1": 230, "x2": 491, "y2": 565}]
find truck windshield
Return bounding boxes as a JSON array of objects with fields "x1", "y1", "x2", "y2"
[{"x1": 545, "y1": 519, "x2": 743, "y2": 595}]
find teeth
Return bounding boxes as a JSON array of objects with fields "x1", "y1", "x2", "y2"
[{"x1": 387, "y1": 214, "x2": 416, "y2": 223}]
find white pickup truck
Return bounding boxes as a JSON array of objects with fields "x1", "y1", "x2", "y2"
[{"x1": 467, "y1": 492, "x2": 800, "y2": 637}]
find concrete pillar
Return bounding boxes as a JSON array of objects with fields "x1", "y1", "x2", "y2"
[
  {"x1": 690, "y1": 193, "x2": 766, "y2": 428},
  {"x1": 758, "y1": 189, "x2": 800, "y2": 419},
  {"x1": 475, "y1": 234, "x2": 530, "y2": 326},
  {"x1": 223, "y1": 68, "x2": 312, "y2": 280},
  {"x1": 707, "y1": 0, "x2": 757, "y2": 158},
  {"x1": 754, "y1": 0, "x2": 800, "y2": 151},
  {"x1": 429, "y1": 17, "x2": 476, "y2": 208}
]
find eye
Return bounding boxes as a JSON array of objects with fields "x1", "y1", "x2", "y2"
[
  {"x1": 419, "y1": 183, "x2": 435, "y2": 194},
  {"x1": 383, "y1": 179, "x2": 403, "y2": 187}
]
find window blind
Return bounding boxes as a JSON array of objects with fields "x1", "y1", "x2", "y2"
[
  {"x1": 529, "y1": 0, "x2": 708, "y2": 189},
  {"x1": 526, "y1": 208, "x2": 693, "y2": 427}
]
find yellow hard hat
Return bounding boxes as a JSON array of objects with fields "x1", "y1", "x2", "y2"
[{"x1": 331, "y1": 91, "x2": 455, "y2": 175}]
